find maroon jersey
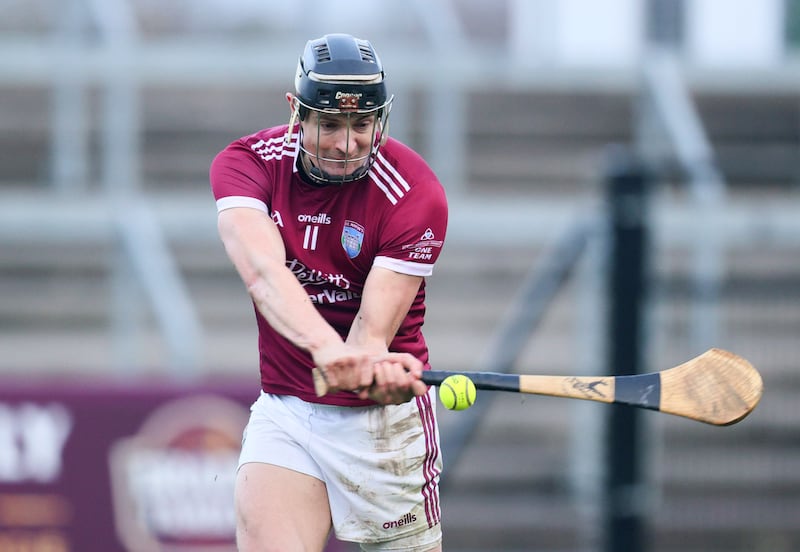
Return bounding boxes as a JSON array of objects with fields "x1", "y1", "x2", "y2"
[{"x1": 210, "y1": 125, "x2": 448, "y2": 405}]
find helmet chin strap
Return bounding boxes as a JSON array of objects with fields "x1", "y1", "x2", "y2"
[{"x1": 306, "y1": 156, "x2": 369, "y2": 184}]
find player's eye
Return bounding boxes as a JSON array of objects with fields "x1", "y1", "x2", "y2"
[
  {"x1": 349, "y1": 118, "x2": 373, "y2": 132},
  {"x1": 319, "y1": 120, "x2": 339, "y2": 130}
]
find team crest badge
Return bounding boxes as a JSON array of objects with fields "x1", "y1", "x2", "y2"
[{"x1": 341, "y1": 220, "x2": 365, "y2": 259}]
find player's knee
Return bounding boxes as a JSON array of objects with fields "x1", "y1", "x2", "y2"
[
  {"x1": 235, "y1": 525, "x2": 285, "y2": 552},
  {"x1": 234, "y1": 516, "x2": 261, "y2": 552},
  {"x1": 236, "y1": 510, "x2": 322, "y2": 552},
  {"x1": 235, "y1": 508, "x2": 273, "y2": 552}
]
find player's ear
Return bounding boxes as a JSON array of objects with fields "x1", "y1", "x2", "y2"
[{"x1": 286, "y1": 93, "x2": 307, "y2": 122}]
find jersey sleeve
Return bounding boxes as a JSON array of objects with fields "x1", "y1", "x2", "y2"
[
  {"x1": 373, "y1": 177, "x2": 448, "y2": 277},
  {"x1": 209, "y1": 139, "x2": 271, "y2": 214}
]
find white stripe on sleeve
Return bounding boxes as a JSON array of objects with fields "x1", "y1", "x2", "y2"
[
  {"x1": 373, "y1": 256, "x2": 434, "y2": 277},
  {"x1": 216, "y1": 196, "x2": 268, "y2": 213}
]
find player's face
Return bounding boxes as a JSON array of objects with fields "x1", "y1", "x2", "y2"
[{"x1": 300, "y1": 111, "x2": 377, "y2": 178}]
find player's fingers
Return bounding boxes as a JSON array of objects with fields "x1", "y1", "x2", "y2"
[
  {"x1": 317, "y1": 366, "x2": 339, "y2": 393},
  {"x1": 366, "y1": 361, "x2": 394, "y2": 398},
  {"x1": 356, "y1": 364, "x2": 382, "y2": 400},
  {"x1": 367, "y1": 361, "x2": 386, "y2": 395},
  {"x1": 357, "y1": 357, "x2": 375, "y2": 391},
  {"x1": 377, "y1": 360, "x2": 402, "y2": 389},
  {"x1": 410, "y1": 378, "x2": 428, "y2": 397},
  {"x1": 395, "y1": 352, "x2": 423, "y2": 378},
  {"x1": 373, "y1": 352, "x2": 422, "y2": 379},
  {"x1": 331, "y1": 354, "x2": 367, "y2": 391},
  {"x1": 382, "y1": 361, "x2": 422, "y2": 403}
]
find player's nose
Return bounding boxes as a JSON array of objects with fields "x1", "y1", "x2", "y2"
[{"x1": 333, "y1": 126, "x2": 361, "y2": 156}]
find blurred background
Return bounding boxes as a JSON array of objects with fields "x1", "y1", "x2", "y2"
[{"x1": 0, "y1": 0, "x2": 798, "y2": 551}]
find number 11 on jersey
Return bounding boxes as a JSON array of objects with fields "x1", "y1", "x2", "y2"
[{"x1": 303, "y1": 225, "x2": 320, "y2": 250}]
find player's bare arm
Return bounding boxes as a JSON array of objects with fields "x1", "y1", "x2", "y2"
[
  {"x1": 217, "y1": 207, "x2": 374, "y2": 390},
  {"x1": 346, "y1": 265, "x2": 428, "y2": 404}
]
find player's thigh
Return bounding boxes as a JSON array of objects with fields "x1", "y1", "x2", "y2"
[{"x1": 235, "y1": 462, "x2": 332, "y2": 552}]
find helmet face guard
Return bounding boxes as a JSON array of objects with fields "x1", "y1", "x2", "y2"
[
  {"x1": 287, "y1": 34, "x2": 394, "y2": 184},
  {"x1": 289, "y1": 96, "x2": 392, "y2": 184}
]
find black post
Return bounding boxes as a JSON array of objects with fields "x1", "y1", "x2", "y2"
[{"x1": 603, "y1": 146, "x2": 650, "y2": 552}]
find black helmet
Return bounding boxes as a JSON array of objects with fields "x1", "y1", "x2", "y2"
[
  {"x1": 287, "y1": 34, "x2": 394, "y2": 185},
  {"x1": 295, "y1": 33, "x2": 390, "y2": 115}
]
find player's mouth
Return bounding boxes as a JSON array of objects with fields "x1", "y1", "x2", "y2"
[{"x1": 315, "y1": 155, "x2": 368, "y2": 174}]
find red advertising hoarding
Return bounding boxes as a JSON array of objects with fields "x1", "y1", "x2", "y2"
[{"x1": 0, "y1": 378, "x2": 350, "y2": 552}]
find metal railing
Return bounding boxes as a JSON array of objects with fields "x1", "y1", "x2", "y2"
[
  {"x1": 49, "y1": 0, "x2": 202, "y2": 374},
  {"x1": 637, "y1": 48, "x2": 727, "y2": 351}
]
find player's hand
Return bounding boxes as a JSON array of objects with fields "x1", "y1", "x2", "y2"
[
  {"x1": 359, "y1": 353, "x2": 427, "y2": 405},
  {"x1": 313, "y1": 344, "x2": 426, "y2": 402},
  {"x1": 311, "y1": 342, "x2": 374, "y2": 393}
]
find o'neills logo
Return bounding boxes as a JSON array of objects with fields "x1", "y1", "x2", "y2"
[
  {"x1": 382, "y1": 512, "x2": 417, "y2": 530},
  {"x1": 109, "y1": 395, "x2": 249, "y2": 552},
  {"x1": 297, "y1": 212, "x2": 332, "y2": 224}
]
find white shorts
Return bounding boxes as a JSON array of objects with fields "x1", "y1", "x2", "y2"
[{"x1": 238, "y1": 390, "x2": 443, "y2": 548}]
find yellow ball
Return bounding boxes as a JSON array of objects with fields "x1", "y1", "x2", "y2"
[{"x1": 439, "y1": 375, "x2": 477, "y2": 411}]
